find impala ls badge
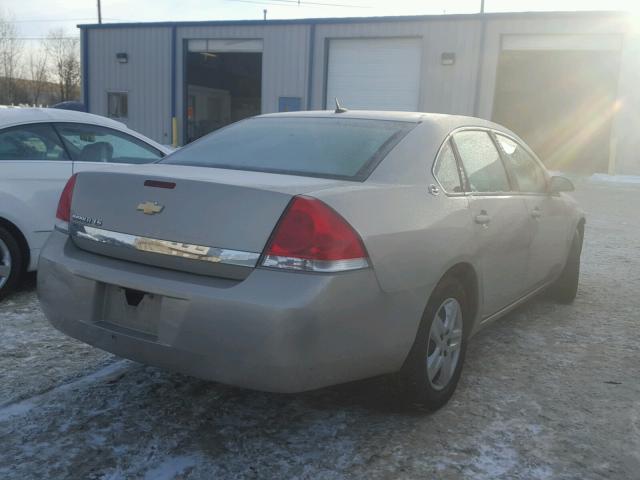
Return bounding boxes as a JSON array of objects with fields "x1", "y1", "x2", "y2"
[{"x1": 137, "y1": 201, "x2": 164, "y2": 215}]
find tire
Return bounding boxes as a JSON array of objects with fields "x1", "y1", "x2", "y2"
[
  {"x1": 399, "y1": 277, "x2": 469, "y2": 411},
  {"x1": 0, "y1": 226, "x2": 23, "y2": 301},
  {"x1": 550, "y1": 228, "x2": 583, "y2": 304}
]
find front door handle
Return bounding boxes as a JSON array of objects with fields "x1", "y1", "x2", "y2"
[
  {"x1": 531, "y1": 207, "x2": 542, "y2": 219},
  {"x1": 475, "y1": 210, "x2": 491, "y2": 225}
]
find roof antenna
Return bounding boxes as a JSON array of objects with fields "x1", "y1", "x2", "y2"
[{"x1": 334, "y1": 97, "x2": 348, "y2": 114}]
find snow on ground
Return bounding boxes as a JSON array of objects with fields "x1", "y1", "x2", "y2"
[
  {"x1": 590, "y1": 173, "x2": 640, "y2": 185},
  {"x1": 1, "y1": 182, "x2": 639, "y2": 479}
]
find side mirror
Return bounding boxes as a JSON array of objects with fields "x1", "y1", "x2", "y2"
[{"x1": 549, "y1": 176, "x2": 574, "y2": 193}]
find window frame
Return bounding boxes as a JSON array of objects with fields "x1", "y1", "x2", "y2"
[
  {"x1": 52, "y1": 122, "x2": 165, "y2": 163},
  {"x1": 107, "y1": 91, "x2": 129, "y2": 119},
  {"x1": 0, "y1": 122, "x2": 71, "y2": 162},
  {"x1": 447, "y1": 127, "x2": 517, "y2": 196},
  {"x1": 431, "y1": 137, "x2": 466, "y2": 196},
  {"x1": 492, "y1": 132, "x2": 550, "y2": 196}
]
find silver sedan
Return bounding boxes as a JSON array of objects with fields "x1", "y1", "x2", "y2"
[{"x1": 38, "y1": 111, "x2": 584, "y2": 410}]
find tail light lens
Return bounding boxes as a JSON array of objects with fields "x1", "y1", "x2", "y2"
[
  {"x1": 56, "y1": 174, "x2": 78, "y2": 223},
  {"x1": 261, "y1": 196, "x2": 369, "y2": 272}
]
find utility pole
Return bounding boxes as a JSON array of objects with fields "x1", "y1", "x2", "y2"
[
  {"x1": 480, "y1": 0, "x2": 485, "y2": 13},
  {"x1": 97, "y1": 0, "x2": 102, "y2": 24},
  {"x1": 263, "y1": 9, "x2": 267, "y2": 20}
]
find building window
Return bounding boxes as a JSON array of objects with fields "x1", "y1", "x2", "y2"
[{"x1": 107, "y1": 92, "x2": 128, "y2": 119}]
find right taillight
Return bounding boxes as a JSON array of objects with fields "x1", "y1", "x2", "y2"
[
  {"x1": 260, "y1": 196, "x2": 369, "y2": 273},
  {"x1": 56, "y1": 174, "x2": 78, "y2": 223}
]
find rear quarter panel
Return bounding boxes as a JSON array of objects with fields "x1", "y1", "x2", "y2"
[
  {"x1": 311, "y1": 125, "x2": 480, "y2": 343},
  {"x1": 316, "y1": 185, "x2": 476, "y2": 294}
]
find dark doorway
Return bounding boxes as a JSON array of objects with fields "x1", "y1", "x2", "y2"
[
  {"x1": 492, "y1": 49, "x2": 621, "y2": 174},
  {"x1": 185, "y1": 50, "x2": 262, "y2": 143}
]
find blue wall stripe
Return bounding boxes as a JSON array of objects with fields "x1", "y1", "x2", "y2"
[
  {"x1": 306, "y1": 23, "x2": 315, "y2": 110},
  {"x1": 171, "y1": 26, "x2": 176, "y2": 119},
  {"x1": 81, "y1": 28, "x2": 89, "y2": 111}
]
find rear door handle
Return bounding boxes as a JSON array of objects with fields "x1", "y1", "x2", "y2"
[
  {"x1": 531, "y1": 207, "x2": 542, "y2": 219},
  {"x1": 475, "y1": 211, "x2": 491, "y2": 225}
]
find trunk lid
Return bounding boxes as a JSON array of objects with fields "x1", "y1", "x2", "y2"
[{"x1": 69, "y1": 164, "x2": 352, "y2": 279}]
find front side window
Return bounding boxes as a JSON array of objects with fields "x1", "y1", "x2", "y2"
[
  {"x1": 107, "y1": 92, "x2": 128, "y2": 119},
  {"x1": 433, "y1": 140, "x2": 463, "y2": 193},
  {"x1": 162, "y1": 117, "x2": 416, "y2": 181},
  {"x1": 55, "y1": 123, "x2": 163, "y2": 164},
  {"x1": 496, "y1": 134, "x2": 547, "y2": 194},
  {"x1": 453, "y1": 131, "x2": 511, "y2": 193},
  {"x1": 0, "y1": 123, "x2": 68, "y2": 161}
]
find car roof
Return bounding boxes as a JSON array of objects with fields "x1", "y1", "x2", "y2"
[
  {"x1": 0, "y1": 107, "x2": 127, "y2": 130},
  {"x1": 257, "y1": 109, "x2": 506, "y2": 131}
]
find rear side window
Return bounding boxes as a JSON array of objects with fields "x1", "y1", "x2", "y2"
[
  {"x1": 453, "y1": 131, "x2": 511, "y2": 193},
  {"x1": 433, "y1": 140, "x2": 463, "y2": 193},
  {"x1": 496, "y1": 135, "x2": 547, "y2": 193},
  {"x1": 55, "y1": 123, "x2": 163, "y2": 164},
  {"x1": 0, "y1": 124, "x2": 68, "y2": 161},
  {"x1": 162, "y1": 117, "x2": 416, "y2": 181}
]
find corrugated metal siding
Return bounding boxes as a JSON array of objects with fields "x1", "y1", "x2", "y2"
[
  {"x1": 421, "y1": 20, "x2": 482, "y2": 115},
  {"x1": 83, "y1": 14, "x2": 639, "y2": 174},
  {"x1": 87, "y1": 27, "x2": 172, "y2": 143},
  {"x1": 175, "y1": 24, "x2": 310, "y2": 140},
  {"x1": 311, "y1": 20, "x2": 482, "y2": 115}
]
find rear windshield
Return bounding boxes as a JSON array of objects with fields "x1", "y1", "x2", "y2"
[{"x1": 161, "y1": 117, "x2": 416, "y2": 181}]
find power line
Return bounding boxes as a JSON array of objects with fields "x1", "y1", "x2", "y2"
[{"x1": 226, "y1": 0, "x2": 369, "y2": 8}]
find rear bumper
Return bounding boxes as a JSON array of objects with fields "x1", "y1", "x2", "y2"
[{"x1": 38, "y1": 231, "x2": 422, "y2": 392}]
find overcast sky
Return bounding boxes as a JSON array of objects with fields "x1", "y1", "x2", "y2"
[{"x1": 3, "y1": 0, "x2": 640, "y2": 40}]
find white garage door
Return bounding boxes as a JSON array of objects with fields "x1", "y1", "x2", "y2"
[{"x1": 325, "y1": 37, "x2": 422, "y2": 111}]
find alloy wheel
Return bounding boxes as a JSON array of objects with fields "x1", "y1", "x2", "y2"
[
  {"x1": 426, "y1": 298, "x2": 463, "y2": 390},
  {"x1": 0, "y1": 238, "x2": 12, "y2": 290}
]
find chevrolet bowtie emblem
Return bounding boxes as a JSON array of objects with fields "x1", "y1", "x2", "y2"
[{"x1": 137, "y1": 201, "x2": 164, "y2": 215}]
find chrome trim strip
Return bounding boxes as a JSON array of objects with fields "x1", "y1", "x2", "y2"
[
  {"x1": 478, "y1": 281, "x2": 551, "y2": 328},
  {"x1": 261, "y1": 254, "x2": 369, "y2": 272},
  {"x1": 70, "y1": 223, "x2": 260, "y2": 268}
]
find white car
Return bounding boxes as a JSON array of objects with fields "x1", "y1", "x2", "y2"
[{"x1": 0, "y1": 108, "x2": 172, "y2": 298}]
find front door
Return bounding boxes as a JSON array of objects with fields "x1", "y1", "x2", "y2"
[
  {"x1": 452, "y1": 130, "x2": 531, "y2": 317},
  {"x1": 495, "y1": 133, "x2": 570, "y2": 287}
]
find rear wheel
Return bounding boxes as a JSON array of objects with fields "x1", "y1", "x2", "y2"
[
  {"x1": 550, "y1": 228, "x2": 583, "y2": 304},
  {"x1": 0, "y1": 226, "x2": 23, "y2": 300},
  {"x1": 400, "y1": 277, "x2": 469, "y2": 411}
]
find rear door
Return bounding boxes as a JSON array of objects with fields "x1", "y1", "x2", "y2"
[
  {"x1": 53, "y1": 123, "x2": 164, "y2": 174},
  {"x1": 495, "y1": 133, "x2": 569, "y2": 287},
  {"x1": 0, "y1": 123, "x2": 72, "y2": 251},
  {"x1": 451, "y1": 130, "x2": 531, "y2": 317}
]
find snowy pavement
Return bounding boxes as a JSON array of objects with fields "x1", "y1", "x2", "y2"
[{"x1": 1, "y1": 181, "x2": 639, "y2": 479}]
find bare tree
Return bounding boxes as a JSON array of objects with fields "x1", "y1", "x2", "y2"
[
  {"x1": 0, "y1": 12, "x2": 23, "y2": 104},
  {"x1": 45, "y1": 28, "x2": 80, "y2": 102},
  {"x1": 28, "y1": 47, "x2": 49, "y2": 105}
]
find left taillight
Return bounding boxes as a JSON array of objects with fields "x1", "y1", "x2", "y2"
[
  {"x1": 260, "y1": 196, "x2": 369, "y2": 273},
  {"x1": 56, "y1": 174, "x2": 78, "y2": 223}
]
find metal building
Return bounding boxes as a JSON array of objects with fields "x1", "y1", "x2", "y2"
[{"x1": 79, "y1": 11, "x2": 640, "y2": 175}]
